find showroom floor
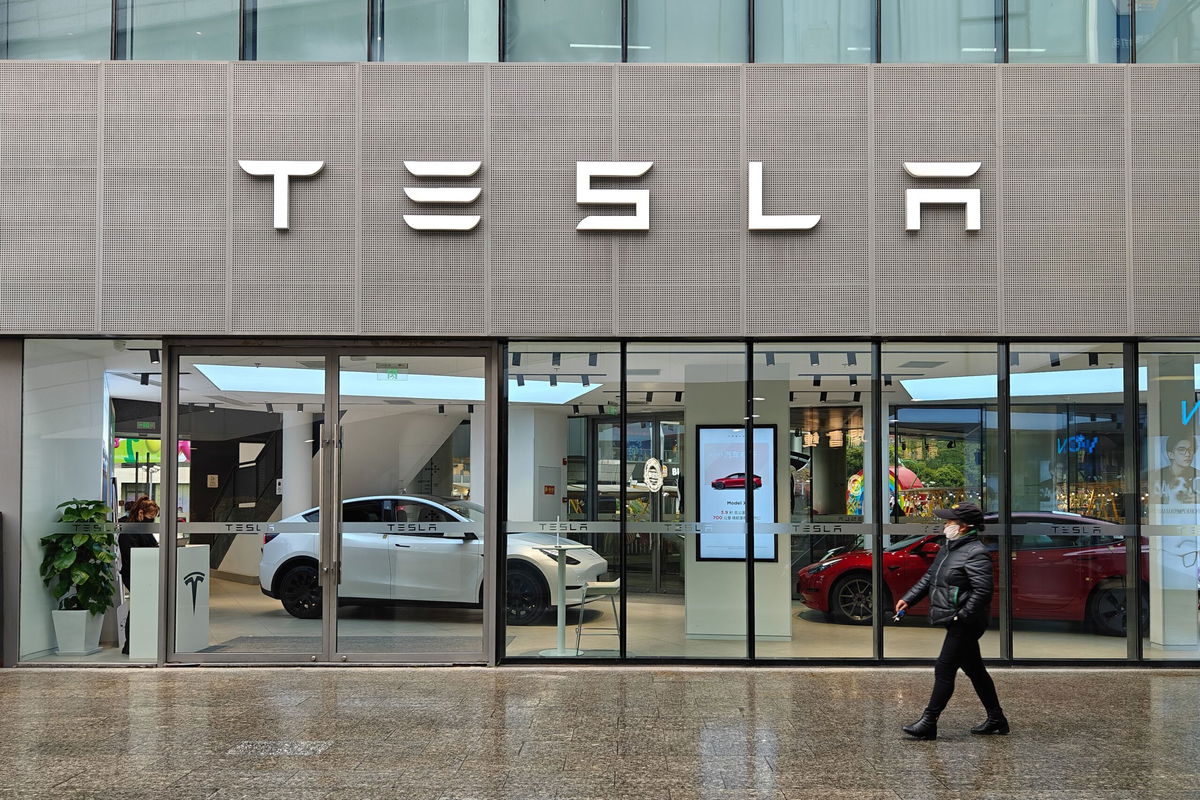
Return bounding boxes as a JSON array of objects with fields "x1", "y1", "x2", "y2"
[
  {"x1": 1, "y1": 665, "x2": 1199, "y2": 799},
  {"x1": 25, "y1": 575, "x2": 1200, "y2": 663}
]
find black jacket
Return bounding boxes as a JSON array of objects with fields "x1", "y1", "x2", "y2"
[{"x1": 900, "y1": 532, "x2": 994, "y2": 625}]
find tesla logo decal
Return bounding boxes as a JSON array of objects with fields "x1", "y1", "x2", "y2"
[{"x1": 183, "y1": 571, "x2": 206, "y2": 613}]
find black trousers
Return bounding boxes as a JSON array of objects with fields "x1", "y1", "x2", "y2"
[{"x1": 925, "y1": 617, "x2": 1001, "y2": 715}]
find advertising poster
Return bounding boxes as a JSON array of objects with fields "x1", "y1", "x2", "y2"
[
  {"x1": 1151, "y1": 434, "x2": 1200, "y2": 518},
  {"x1": 697, "y1": 425, "x2": 777, "y2": 561}
]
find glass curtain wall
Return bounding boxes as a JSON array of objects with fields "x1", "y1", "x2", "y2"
[
  {"x1": 1009, "y1": 344, "x2": 1131, "y2": 659},
  {"x1": 755, "y1": 343, "x2": 874, "y2": 659},
  {"x1": 379, "y1": 0, "x2": 498, "y2": 62},
  {"x1": 504, "y1": 343, "x2": 622, "y2": 658},
  {"x1": 627, "y1": 0, "x2": 748, "y2": 63},
  {"x1": 1008, "y1": 0, "x2": 1129, "y2": 63},
  {"x1": 1139, "y1": 344, "x2": 1200, "y2": 661},
  {"x1": 125, "y1": 0, "x2": 239, "y2": 60},
  {"x1": 19, "y1": 339, "x2": 165, "y2": 664},
  {"x1": 880, "y1": 343, "x2": 1002, "y2": 659},
  {"x1": 881, "y1": 0, "x2": 1002, "y2": 63},
  {"x1": 1, "y1": 0, "x2": 111, "y2": 59},
  {"x1": 504, "y1": 0, "x2": 621, "y2": 62},
  {"x1": 254, "y1": 0, "x2": 368, "y2": 61},
  {"x1": 753, "y1": 0, "x2": 873, "y2": 63},
  {"x1": 1135, "y1": 0, "x2": 1200, "y2": 63}
]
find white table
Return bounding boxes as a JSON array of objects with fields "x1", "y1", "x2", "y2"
[{"x1": 538, "y1": 543, "x2": 592, "y2": 657}]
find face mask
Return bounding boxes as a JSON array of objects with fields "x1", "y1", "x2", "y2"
[{"x1": 944, "y1": 522, "x2": 966, "y2": 540}]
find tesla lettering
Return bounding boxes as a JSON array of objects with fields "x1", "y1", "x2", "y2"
[
  {"x1": 904, "y1": 161, "x2": 982, "y2": 231},
  {"x1": 748, "y1": 162, "x2": 820, "y2": 230},
  {"x1": 238, "y1": 160, "x2": 325, "y2": 230},
  {"x1": 402, "y1": 160, "x2": 482, "y2": 231},
  {"x1": 576, "y1": 161, "x2": 654, "y2": 231}
]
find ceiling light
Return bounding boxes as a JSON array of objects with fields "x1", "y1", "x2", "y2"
[
  {"x1": 266, "y1": 403, "x2": 273, "y2": 413},
  {"x1": 296, "y1": 403, "x2": 303, "y2": 412},
  {"x1": 884, "y1": 375, "x2": 893, "y2": 387},
  {"x1": 551, "y1": 352, "x2": 561, "y2": 367},
  {"x1": 516, "y1": 375, "x2": 525, "y2": 387},
  {"x1": 1088, "y1": 352, "x2": 1099, "y2": 367},
  {"x1": 846, "y1": 352, "x2": 857, "y2": 366},
  {"x1": 139, "y1": 373, "x2": 149, "y2": 386},
  {"x1": 765, "y1": 352, "x2": 776, "y2": 366},
  {"x1": 549, "y1": 374, "x2": 558, "y2": 387},
  {"x1": 813, "y1": 375, "x2": 821, "y2": 387},
  {"x1": 208, "y1": 403, "x2": 216, "y2": 413},
  {"x1": 675, "y1": 391, "x2": 683, "y2": 402},
  {"x1": 810, "y1": 352, "x2": 819, "y2": 366},
  {"x1": 438, "y1": 405, "x2": 445, "y2": 414},
  {"x1": 588, "y1": 353, "x2": 598, "y2": 367},
  {"x1": 149, "y1": 349, "x2": 160, "y2": 364},
  {"x1": 849, "y1": 375, "x2": 858, "y2": 386},
  {"x1": 468, "y1": 404, "x2": 474, "y2": 413},
  {"x1": 511, "y1": 352, "x2": 521, "y2": 367},
  {"x1": 645, "y1": 391, "x2": 653, "y2": 403},
  {"x1": 573, "y1": 404, "x2": 580, "y2": 414},
  {"x1": 819, "y1": 392, "x2": 828, "y2": 402},
  {"x1": 582, "y1": 374, "x2": 590, "y2": 386},
  {"x1": 853, "y1": 392, "x2": 861, "y2": 402},
  {"x1": 1049, "y1": 352, "x2": 1061, "y2": 368}
]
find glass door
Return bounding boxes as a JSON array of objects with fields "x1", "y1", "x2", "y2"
[
  {"x1": 169, "y1": 345, "x2": 493, "y2": 663},
  {"x1": 330, "y1": 351, "x2": 490, "y2": 661}
]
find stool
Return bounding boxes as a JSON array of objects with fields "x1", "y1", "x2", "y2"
[{"x1": 574, "y1": 579, "x2": 620, "y2": 652}]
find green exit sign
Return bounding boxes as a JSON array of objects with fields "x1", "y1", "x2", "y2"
[{"x1": 136, "y1": 420, "x2": 156, "y2": 430}]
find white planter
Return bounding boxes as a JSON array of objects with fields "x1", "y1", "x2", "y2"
[{"x1": 51, "y1": 609, "x2": 104, "y2": 656}]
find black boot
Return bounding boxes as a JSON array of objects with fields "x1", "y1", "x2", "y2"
[
  {"x1": 902, "y1": 711, "x2": 939, "y2": 740},
  {"x1": 970, "y1": 708, "x2": 1009, "y2": 735}
]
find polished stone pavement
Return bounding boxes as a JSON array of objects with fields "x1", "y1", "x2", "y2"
[{"x1": 1, "y1": 666, "x2": 1198, "y2": 800}]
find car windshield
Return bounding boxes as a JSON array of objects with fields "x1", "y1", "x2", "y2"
[
  {"x1": 885, "y1": 534, "x2": 929, "y2": 552},
  {"x1": 444, "y1": 500, "x2": 484, "y2": 522}
]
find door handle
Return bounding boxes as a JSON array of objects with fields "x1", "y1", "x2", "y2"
[{"x1": 394, "y1": 543, "x2": 411, "y2": 548}]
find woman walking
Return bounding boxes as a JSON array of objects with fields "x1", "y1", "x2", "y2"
[{"x1": 895, "y1": 502, "x2": 1008, "y2": 740}]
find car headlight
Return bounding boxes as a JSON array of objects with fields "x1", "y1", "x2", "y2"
[
  {"x1": 537, "y1": 548, "x2": 581, "y2": 565},
  {"x1": 806, "y1": 558, "x2": 843, "y2": 575}
]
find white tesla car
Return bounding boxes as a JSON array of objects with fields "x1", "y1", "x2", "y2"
[{"x1": 259, "y1": 495, "x2": 608, "y2": 625}]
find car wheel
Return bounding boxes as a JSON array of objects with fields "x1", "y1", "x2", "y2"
[
  {"x1": 713, "y1": 481, "x2": 726, "y2": 490},
  {"x1": 1087, "y1": 581, "x2": 1148, "y2": 637},
  {"x1": 506, "y1": 564, "x2": 548, "y2": 626},
  {"x1": 278, "y1": 563, "x2": 322, "y2": 619},
  {"x1": 830, "y1": 573, "x2": 880, "y2": 625}
]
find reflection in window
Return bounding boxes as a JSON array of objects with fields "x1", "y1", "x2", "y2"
[
  {"x1": 628, "y1": 0, "x2": 748, "y2": 63},
  {"x1": 380, "y1": 0, "x2": 497, "y2": 62},
  {"x1": 1, "y1": 0, "x2": 111, "y2": 59},
  {"x1": 754, "y1": 0, "x2": 873, "y2": 63},
  {"x1": 505, "y1": 0, "x2": 621, "y2": 62},
  {"x1": 129, "y1": 0, "x2": 239, "y2": 60},
  {"x1": 1007, "y1": 0, "x2": 1129, "y2": 63},
  {"x1": 254, "y1": 0, "x2": 367, "y2": 61},
  {"x1": 1139, "y1": 344, "x2": 1200, "y2": 661},
  {"x1": 1135, "y1": 0, "x2": 1200, "y2": 63},
  {"x1": 881, "y1": 0, "x2": 1002, "y2": 63}
]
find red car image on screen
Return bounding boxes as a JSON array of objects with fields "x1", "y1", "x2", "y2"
[
  {"x1": 711, "y1": 473, "x2": 763, "y2": 490},
  {"x1": 795, "y1": 512, "x2": 1146, "y2": 636}
]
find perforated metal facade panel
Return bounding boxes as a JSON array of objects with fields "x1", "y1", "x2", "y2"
[{"x1": 0, "y1": 62, "x2": 1197, "y2": 339}]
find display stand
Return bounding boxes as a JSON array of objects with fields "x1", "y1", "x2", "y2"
[
  {"x1": 538, "y1": 543, "x2": 591, "y2": 657},
  {"x1": 128, "y1": 548, "x2": 159, "y2": 659}
]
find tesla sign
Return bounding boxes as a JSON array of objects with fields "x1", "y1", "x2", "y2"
[{"x1": 238, "y1": 159, "x2": 984, "y2": 233}]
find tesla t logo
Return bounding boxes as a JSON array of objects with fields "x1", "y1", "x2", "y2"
[
  {"x1": 183, "y1": 571, "x2": 206, "y2": 613},
  {"x1": 236, "y1": 158, "x2": 984, "y2": 233}
]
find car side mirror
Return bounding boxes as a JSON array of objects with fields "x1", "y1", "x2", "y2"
[{"x1": 917, "y1": 541, "x2": 940, "y2": 557}]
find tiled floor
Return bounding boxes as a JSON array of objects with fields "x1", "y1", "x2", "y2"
[{"x1": 1, "y1": 666, "x2": 1198, "y2": 800}]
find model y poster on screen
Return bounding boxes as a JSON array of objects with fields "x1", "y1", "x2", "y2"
[{"x1": 697, "y1": 425, "x2": 777, "y2": 561}]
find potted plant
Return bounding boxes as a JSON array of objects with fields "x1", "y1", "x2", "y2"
[{"x1": 40, "y1": 499, "x2": 116, "y2": 655}]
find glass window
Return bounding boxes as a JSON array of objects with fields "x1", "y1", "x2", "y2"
[
  {"x1": 1, "y1": 0, "x2": 111, "y2": 59},
  {"x1": 505, "y1": 0, "x2": 620, "y2": 62},
  {"x1": 504, "y1": 343, "x2": 622, "y2": 659},
  {"x1": 20, "y1": 339, "x2": 164, "y2": 663},
  {"x1": 881, "y1": 0, "x2": 1001, "y2": 63},
  {"x1": 254, "y1": 0, "x2": 367, "y2": 61},
  {"x1": 625, "y1": 342, "x2": 750, "y2": 659},
  {"x1": 881, "y1": 343, "x2": 1002, "y2": 659},
  {"x1": 1009, "y1": 344, "x2": 1131, "y2": 659},
  {"x1": 628, "y1": 0, "x2": 748, "y2": 62},
  {"x1": 755, "y1": 343, "x2": 875, "y2": 659},
  {"x1": 1139, "y1": 344, "x2": 1200, "y2": 662},
  {"x1": 380, "y1": 0, "x2": 497, "y2": 62},
  {"x1": 1135, "y1": 0, "x2": 1200, "y2": 63},
  {"x1": 753, "y1": 0, "x2": 873, "y2": 63},
  {"x1": 128, "y1": 0, "x2": 239, "y2": 60},
  {"x1": 1007, "y1": 0, "x2": 1128, "y2": 63}
]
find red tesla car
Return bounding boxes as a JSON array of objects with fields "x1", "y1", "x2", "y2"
[
  {"x1": 796, "y1": 512, "x2": 1146, "y2": 636},
  {"x1": 711, "y1": 473, "x2": 763, "y2": 490}
]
